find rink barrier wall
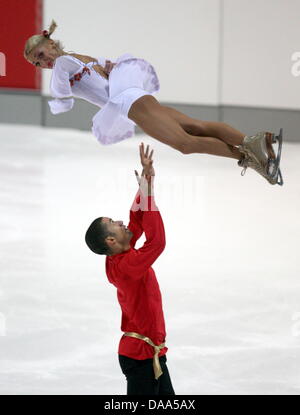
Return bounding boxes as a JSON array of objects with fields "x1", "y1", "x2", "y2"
[
  {"x1": 0, "y1": 89, "x2": 43, "y2": 125},
  {"x1": 0, "y1": 90, "x2": 299, "y2": 142}
]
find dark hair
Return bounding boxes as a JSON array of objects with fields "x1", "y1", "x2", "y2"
[{"x1": 85, "y1": 217, "x2": 115, "y2": 255}]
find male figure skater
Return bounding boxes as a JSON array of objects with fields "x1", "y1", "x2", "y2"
[{"x1": 85, "y1": 143, "x2": 175, "y2": 395}]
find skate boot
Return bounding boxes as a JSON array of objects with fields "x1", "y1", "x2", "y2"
[
  {"x1": 238, "y1": 129, "x2": 283, "y2": 186},
  {"x1": 238, "y1": 152, "x2": 278, "y2": 185}
]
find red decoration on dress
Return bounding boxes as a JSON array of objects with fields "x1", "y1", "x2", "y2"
[{"x1": 69, "y1": 66, "x2": 91, "y2": 87}]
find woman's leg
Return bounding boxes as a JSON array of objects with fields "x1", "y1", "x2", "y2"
[
  {"x1": 128, "y1": 95, "x2": 242, "y2": 160},
  {"x1": 160, "y1": 105, "x2": 245, "y2": 147}
]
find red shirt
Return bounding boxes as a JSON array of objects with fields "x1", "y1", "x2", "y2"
[{"x1": 105, "y1": 189, "x2": 168, "y2": 360}]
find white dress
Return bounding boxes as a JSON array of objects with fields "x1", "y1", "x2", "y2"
[{"x1": 48, "y1": 53, "x2": 160, "y2": 145}]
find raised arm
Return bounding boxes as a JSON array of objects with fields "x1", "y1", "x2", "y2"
[
  {"x1": 118, "y1": 181, "x2": 165, "y2": 279},
  {"x1": 118, "y1": 144, "x2": 165, "y2": 278},
  {"x1": 127, "y1": 188, "x2": 144, "y2": 248},
  {"x1": 127, "y1": 143, "x2": 155, "y2": 247}
]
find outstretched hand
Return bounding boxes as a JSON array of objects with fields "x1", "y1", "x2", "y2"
[
  {"x1": 134, "y1": 143, "x2": 155, "y2": 185},
  {"x1": 140, "y1": 142, "x2": 154, "y2": 174}
]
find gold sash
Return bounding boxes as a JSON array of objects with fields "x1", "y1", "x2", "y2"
[{"x1": 123, "y1": 332, "x2": 166, "y2": 380}]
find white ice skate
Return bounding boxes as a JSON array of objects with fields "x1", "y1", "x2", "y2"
[{"x1": 238, "y1": 129, "x2": 283, "y2": 186}]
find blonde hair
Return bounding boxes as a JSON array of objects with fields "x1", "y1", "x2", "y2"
[{"x1": 24, "y1": 20, "x2": 65, "y2": 61}]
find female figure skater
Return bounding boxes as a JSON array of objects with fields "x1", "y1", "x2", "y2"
[{"x1": 24, "y1": 20, "x2": 283, "y2": 185}]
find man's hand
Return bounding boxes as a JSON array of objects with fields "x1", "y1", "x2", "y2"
[
  {"x1": 134, "y1": 143, "x2": 155, "y2": 197},
  {"x1": 140, "y1": 143, "x2": 154, "y2": 176},
  {"x1": 134, "y1": 142, "x2": 155, "y2": 184}
]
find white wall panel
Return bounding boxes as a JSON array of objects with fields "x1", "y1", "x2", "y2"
[{"x1": 222, "y1": 0, "x2": 300, "y2": 109}]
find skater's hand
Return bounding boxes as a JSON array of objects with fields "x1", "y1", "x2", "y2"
[
  {"x1": 134, "y1": 143, "x2": 155, "y2": 186},
  {"x1": 139, "y1": 142, "x2": 155, "y2": 177},
  {"x1": 104, "y1": 60, "x2": 116, "y2": 76},
  {"x1": 135, "y1": 142, "x2": 155, "y2": 197}
]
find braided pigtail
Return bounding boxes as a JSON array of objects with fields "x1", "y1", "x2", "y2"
[{"x1": 46, "y1": 19, "x2": 58, "y2": 37}]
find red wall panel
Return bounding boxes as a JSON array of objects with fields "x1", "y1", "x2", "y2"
[{"x1": 0, "y1": 0, "x2": 43, "y2": 90}]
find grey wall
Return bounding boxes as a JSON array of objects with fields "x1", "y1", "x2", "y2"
[
  {"x1": 0, "y1": 90, "x2": 43, "y2": 125},
  {"x1": 1, "y1": 90, "x2": 299, "y2": 142}
]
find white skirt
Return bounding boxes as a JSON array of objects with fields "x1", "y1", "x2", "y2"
[{"x1": 92, "y1": 54, "x2": 160, "y2": 145}]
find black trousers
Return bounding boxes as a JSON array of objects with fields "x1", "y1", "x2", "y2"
[{"x1": 119, "y1": 354, "x2": 175, "y2": 395}]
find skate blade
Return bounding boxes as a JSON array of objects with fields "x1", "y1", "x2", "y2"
[
  {"x1": 277, "y1": 168, "x2": 284, "y2": 186},
  {"x1": 268, "y1": 128, "x2": 283, "y2": 185},
  {"x1": 271, "y1": 128, "x2": 283, "y2": 144}
]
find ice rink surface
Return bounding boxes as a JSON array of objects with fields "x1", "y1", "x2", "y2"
[{"x1": 0, "y1": 123, "x2": 300, "y2": 395}]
